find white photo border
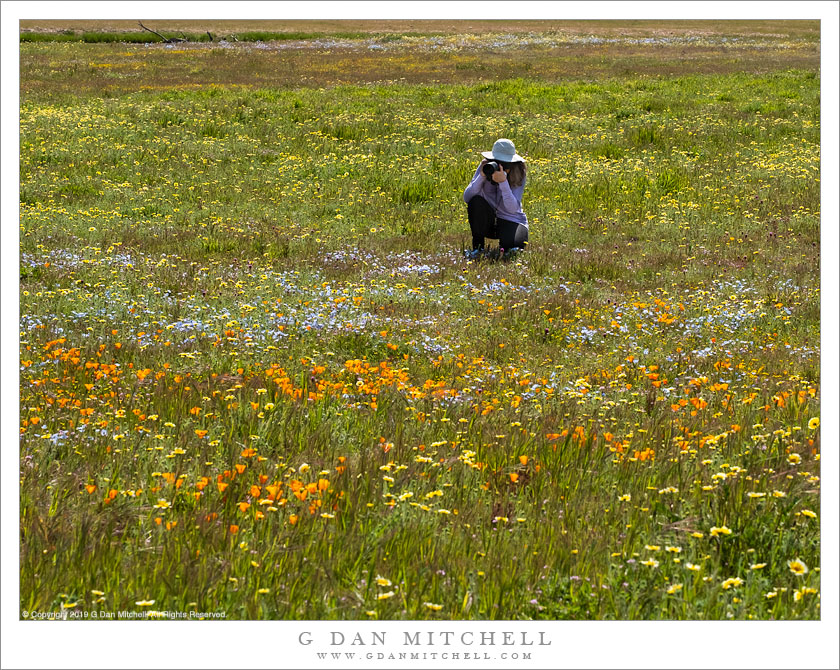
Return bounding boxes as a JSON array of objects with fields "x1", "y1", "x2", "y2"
[{"x1": 3, "y1": 2, "x2": 837, "y2": 669}]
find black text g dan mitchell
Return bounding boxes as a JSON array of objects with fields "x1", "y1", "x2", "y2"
[{"x1": 299, "y1": 631, "x2": 552, "y2": 646}]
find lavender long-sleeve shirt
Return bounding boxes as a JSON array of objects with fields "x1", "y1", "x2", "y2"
[{"x1": 463, "y1": 165, "x2": 528, "y2": 227}]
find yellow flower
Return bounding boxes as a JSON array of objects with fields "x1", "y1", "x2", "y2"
[
  {"x1": 710, "y1": 526, "x2": 732, "y2": 537},
  {"x1": 794, "y1": 587, "x2": 818, "y2": 602},
  {"x1": 424, "y1": 602, "x2": 443, "y2": 611},
  {"x1": 808, "y1": 417, "x2": 819, "y2": 430},
  {"x1": 135, "y1": 599, "x2": 155, "y2": 607},
  {"x1": 640, "y1": 559, "x2": 659, "y2": 568},
  {"x1": 799, "y1": 509, "x2": 817, "y2": 519},
  {"x1": 750, "y1": 563, "x2": 767, "y2": 570},
  {"x1": 721, "y1": 577, "x2": 743, "y2": 590},
  {"x1": 377, "y1": 591, "x2": 395, "y2": 600},
  {"x1": 685, "y1": 563, "x2": 701, "y2": 572},
  {"x1": 375, "y1": 576, "x2": 392, "y2": 587},
  {"x1": 645, "y1": 545, "x2": 661, "y2": 551},
  {"x1": 787, "y1": 558, "x2": 808, "y2": 576},
  {"x1": 666, "y1": 583, "x2": 683, "y2": 595},
  {"x1": 690, "y1": 532, "x2": 704, "y2": 538},
  {"x1": 787, "y1": 453, "x2": 801, "y2": 465}
]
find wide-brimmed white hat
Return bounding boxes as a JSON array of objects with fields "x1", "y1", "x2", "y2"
[{"x1": 481, "y1": 138, "x2": 525, "y2": 163}]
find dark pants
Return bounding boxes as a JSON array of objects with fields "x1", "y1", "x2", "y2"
[{"x1": 467, "y1": 195, "x2": 529, "y2": 251}]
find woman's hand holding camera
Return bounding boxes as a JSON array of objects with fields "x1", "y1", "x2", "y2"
[{"x1": 479, "y1": 159, "x2": 507, "y2": 183}]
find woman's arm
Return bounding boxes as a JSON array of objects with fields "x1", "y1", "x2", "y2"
[
  {"x1": 496, "y1": 179, "x2": 525, "y2": 218},
  {"x1": 462, "y1": 163, "x2": 486, "y2": 203}
]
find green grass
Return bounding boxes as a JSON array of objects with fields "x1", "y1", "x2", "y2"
[
  {"x1": 18, "y1": 31, "x2": 820, "y2": 621},
  {"x1": 20, "y1": 30, "x2": 382, "y2": 44}
]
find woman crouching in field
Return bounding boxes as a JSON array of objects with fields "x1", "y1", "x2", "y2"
[{"x1": 463, "y1": 138, "x2": 528, "y2": 256}]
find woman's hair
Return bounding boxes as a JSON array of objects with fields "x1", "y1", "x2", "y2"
[{"x1": 504, "y1": 161, "x2": 527, "y2": 188}]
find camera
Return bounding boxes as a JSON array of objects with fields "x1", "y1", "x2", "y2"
[{"x1": 482, "y1": 161, "x2": 500, "y2": 179}]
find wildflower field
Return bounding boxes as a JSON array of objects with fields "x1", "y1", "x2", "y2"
[{"x1": 18, "y1": 21, "x2": 821, "y2": 620}]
